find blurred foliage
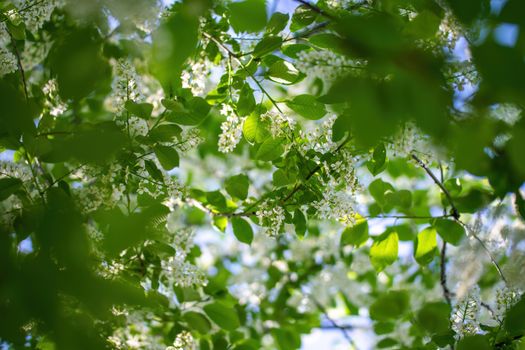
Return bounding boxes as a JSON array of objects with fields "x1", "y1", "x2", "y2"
[{"x1": 1, "y1": 0, "x2": 525, "y2": 349}]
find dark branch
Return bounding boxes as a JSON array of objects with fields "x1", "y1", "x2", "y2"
[
  {"x1": 440, "y1": 241, "x2": 452, "y2": 305},
  {"x1": 411, "y1": 154, "x2": 459, "y2": 219}
]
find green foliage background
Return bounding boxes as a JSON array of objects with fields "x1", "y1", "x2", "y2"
[{"x1": 1, "y1": 0, "x2": 525, "y2": 349}]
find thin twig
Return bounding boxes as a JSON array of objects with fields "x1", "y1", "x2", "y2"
[
  {"x1": 311, "y1": 296, "x2": 356, "y2": 348},
  {"x1": 440, "y1": 241, "x2": 452, "y2": 305},
  {"x1": 281, "y1": 137, "x2": 351, "y2": 204},
  {"x1": 5, "y1": 28, "x2": 28, "y2": 100},
  {"x1": 411, "y1": 154, "x2": 459, "y2": 219},
  {"x1": 293, "y1": 0, "x2": 335, "y2": 19},
  {"x1": 461, "y1": 221, "x2": 508, "y2": 284},
  {"x1": 364, "y1": 214, "x2": 454, "y2": 220}
]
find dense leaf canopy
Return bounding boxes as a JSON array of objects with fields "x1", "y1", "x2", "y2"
[{"x1": 1, "y1": 0, "x2": 525, "y2": 349}]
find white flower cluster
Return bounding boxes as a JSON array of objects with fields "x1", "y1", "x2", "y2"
[
  {"x1": 295, "y1": 49, "x2": 364, "y2": 82},
  {"x1": 128, "y1": 116, "x2": 149, "y2": 136},
  {"x1": 0, "y1": 46, "x2": 18, "y2": 77},
  {"x1": 256, "y1": 200, "x2": 286, "y2": 237},
  {"x1": 17, "y1": 0, "x2": 64, "y2": 32},
  {"x1": 491, "y1": 103, "x2": 522, "y2": 126},
  {"x1": 166, "y1": 331, "x2": 195, "y2": 350},
  {"x1": 108, "y1": 311, "x2": 166, "y2": 350},
  {"x1": 42, "y1": 79, "x2": 67, "y2": 116},
  {"x1": 132, "y1": 156, "x2": 185, "y2": 200},
  {"x1": 229, "y1": 266, "x2": 267, "y2": 306},
  {"x1": 451, "y1": 287, "x2": 481, "y2": 337},
  {"x1": 109, "y1": 59, "x2": 143, "y2": 113},
  {"x1": 218, "y1": 104, "x2": 244, "y2": 153},
  {"x1": 389, "y1": 122, "x2": 435, "y2": 158},
  {"x1": 260, "y1": 110, "x2": 295, "y2": 138},
  {"x1": 175, "y1": 128, "x2": 203, "y2": 153},
  {"x1": 0, "y1": 23, "x2": 10, "y2": 44},
  {"x1": 298, "y1": 115, "x2": 338, "y2": 154},
  {"x1": 503, "y1": 249, "x2": 525, "y2": 290},
  {"x1": 21, "y1": 36, "x2": 52, "y2": 71},
  {"x1": 161, "y1": 228, "x2": 207, "y2": 287},
  {"x1": 181, "y1": 60, "x2": 208, "y2": 96},
  {"x1": 0, "y1": 160, "x2": 33, "y2": 183},
  {"x1": 312, "y1": 186, "x2": 356, "y2": 225},
  {"x1": 495, "y1": 287, "x2": 521, "y2": 322}
]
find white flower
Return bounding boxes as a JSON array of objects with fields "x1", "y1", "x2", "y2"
[
  {"x1": 43, "y1": 79, "x2": 67, "y2": 116},
  {"x1": 256, "y1": 201, "x2": 286, "y2": 237},
  {"x1": 108, "y1": 59, "x2": 143, "y2": 113},
  {"x1": 295, "y1": 49, "x2": 364, "y2": 83},
  {"x1": 167, "y1": 331, "x2": 194, "y2": 350},
  {"x1": 451, "y1": 287, "x2": 481, "y2": 337},
  {"x1": 0, "y1": 46, "x2": 18, "y2": 77},
  {"x1": 313, "y1": 186, "x2": 356, "y2": 225},
  {"x1": 260, "y1": 110, "x2": 295, "y2": 138},
  {"x1": 17, "y1": 0, "x2": 64, "y2": 32},
  {"x1": 218, "y1": 104, "x2": 244, "y2": 153},
  {"x1": 298, "y1": 114, "x2": 338, "y2": 154},
  {"x1": 181, "y1": 59, "x2": 208, "y2": 96}
]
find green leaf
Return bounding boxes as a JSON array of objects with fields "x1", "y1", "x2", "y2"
[
  {"x1": 434, "y1": 219, "x2": 465, "y2": 246},
  {"x1": 125, "y1": 101, "x2": 153, "y2": 119},
  {"x1": 213, "y1": 216, "x2": 228, "y2": 232},
  {"x1": 237, "y1": 84, "x2": 256, "y2": 116},
  {"x1": 293, "y1": 209, "x2": 307, "y2": 237},
  {"x1": 151, "y1": 3, "x2": 201, "y2": 89},
  {"x1": 149, "y1": 123, "x2": 183, "y2": 143},
  {"x1": 370, "y1": 231, "x2": 399, "y2": 272},
  {"x1": 414, "y1": 227, "x2": 437, "y2": 265},
  {"x1": 267, "y1": 60, "x2": 303, "y2": 85},
  {"x1": 340, "y1": 220, "x2": 369, "y2": 247},
  {"x1": 243, "y1": 112, "x2": 269, "y2": 144},
  {"x1": 225, "y1": 174, "x2": 250, "y2": 200},
  {"x1": 50, "y1": 28, "x2": 110, "y2": 101},
  {"x1": 203, "y1": 301, "x2": 240, "y2": 331},
  {"x1": 272, "y1": 328, "x2": 301, "y2": 350},
  {"x1": 309, "y1": 33, "x2": 345, "y2": 52},
  {"x1": 153, "y1": 145, "x2": 179, "y2": 170},
  {"x1": 369, "y1": 179, "x2": 395, "y2": 206},
  {"x1": 504, "y1": 295, "x2": 525, "y2": 335},
  {"x1": 369, "y1": 291, "x2": 409, "y2": 321},
  {"x1": 385, "y1": 190, "x2": 412, "y2": 209},
  {"x1": 290, "y1": 4, "x2": 318, "y2": 32},
  {"x1": 456, "y1": 335, "x2": 491, "y2": 350},
  {"x1": 206, "y1": 191, "x2": 227, "y2": 211},
  {"x1": 231, "y1": 217, "x2": 254, "y2": 244},
  {"x1": 169, "y1": 97, "x2": 211, "y2": 125},
  {"x1": 229, "y1": 0, "x2": 267, "y2": 33},
  {"x1": 256, "y1": 138, "x2": 284, "y2": 161},
  {"x1": 416, "y1": 302, "x2": 451, "y2": 334},
  {"x1": 285, "y1": 94, "x2": 326, "y2": 120},
  {"x1": 144, "y1": 159, "x2": 164, "y2": 182},
  {"x1": 266, "y1": 12, "x2": 289, "y2": 34},
  {"x1": 253, "y1": 36, "x2": 283, "y2": 57},
  {"x1": 0, "y1": 178, "x2": 23, "y2": 201},
  {"x1": 0, "y1": 81, "x2": 36, "y2": 139},
  {"x1": 183, "y1": 311, "x2": 212, "y2": 334},
  {"x1": 367, "y1": 143, "x2": 387, "y2": 176}
]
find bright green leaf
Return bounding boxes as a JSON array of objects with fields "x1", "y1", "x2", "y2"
[
  {"x1": 370, "y1": 231, "x2": 399, "y2": 272},
  {"x1": 231, "y1": 217, "x2": 254, "y2": 244},
  {"x1": 414, "y1": 227, "x2": 437, "y2": 265},
  {"x1": 285, "y1": 94, "x2": 326, "y2": 120}
]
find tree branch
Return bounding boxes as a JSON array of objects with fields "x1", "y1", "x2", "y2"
[
  {"x1": 5, "y1": 28, "x2": 28, "y2": 101},
  {"x1": 311, "y1": 296, "x2": 356, "y2": 348},
  {"x1": 411, "y1": 154, "x2": 459, "y2": 219},
  {"x1": 440, "y1": 241, "x2": 452, "y2": 305}
]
